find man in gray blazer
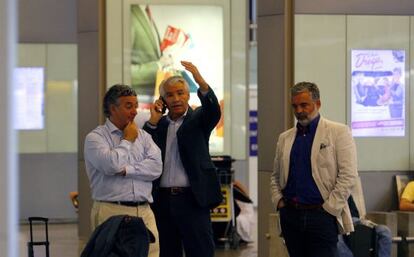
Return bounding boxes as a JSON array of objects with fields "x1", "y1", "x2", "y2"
[{"x1": 270, "y1": 82, "x2": 358, "y2": 257}]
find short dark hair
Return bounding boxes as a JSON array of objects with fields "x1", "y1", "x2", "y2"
[
  {"x1": 291, "y1": 81, "x2": 320, "y2": 101},
  {"x1": 103, "y1": 84, "x2": 137, "y2": 117}
]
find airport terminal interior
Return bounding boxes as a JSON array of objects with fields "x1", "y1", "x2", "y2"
[{"x1": 2, "y1": 0, "x2": 414, "y2": 257}]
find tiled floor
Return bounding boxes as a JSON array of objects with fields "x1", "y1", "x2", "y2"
[{"x1": 19, "y1": 212, "x2": 257, "y2": 257}]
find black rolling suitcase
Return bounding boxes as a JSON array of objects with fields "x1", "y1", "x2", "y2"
[
  {"x1": 345, "y1": 223, "x2": 378, "y2": 257},
  {"x1": 27, "y1": 217, "x2": 50, "y2": 257}
]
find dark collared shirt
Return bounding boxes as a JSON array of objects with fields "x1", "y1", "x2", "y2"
[{"x1": 283, "y1": 115, "x2": 323, "y2": 205}]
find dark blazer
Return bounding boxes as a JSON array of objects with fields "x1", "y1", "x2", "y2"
[{"x1": 144, "y1": 88, "x2": 223, "y2": 208}]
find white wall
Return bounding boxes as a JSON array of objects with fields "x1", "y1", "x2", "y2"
[
  {"x1": 17, "y1": 44, "x2": 78, "y2": 221},
  {"x1": 17, "y1": 44, "x2": 78, "y2": 154},
  {"x1": 295, "y1": 15, "x2": 346, "y2": 123}
]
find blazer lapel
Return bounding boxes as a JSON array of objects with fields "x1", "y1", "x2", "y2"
[
  {"x1": 283, "y1": 128, "x2": 296, "y2": 180},
  {"x1": 157, "y1": 118, "x2": 169, "y2": 159},
  {"x1": 311, "y1": 117, "x2": 325, "y2": 171},
  {"x1": 176, "y1": 107, "x2": 193, "y2": 137}
]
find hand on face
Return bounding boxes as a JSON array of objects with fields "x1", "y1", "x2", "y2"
[
  {"x1": 110, "y1": 95, "x2": 138, "y2": 131},
  {"x1": 123, "y1": 121, "x2": 138, "y2": 142}
]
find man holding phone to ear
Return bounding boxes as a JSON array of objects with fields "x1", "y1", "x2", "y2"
[{"x1": 143, "y1": 61, "x2": 222, "y2": 257}]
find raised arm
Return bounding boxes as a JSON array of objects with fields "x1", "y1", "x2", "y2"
[{"x1": 181, "y1": 61, "x2": 221, "y2": 130}]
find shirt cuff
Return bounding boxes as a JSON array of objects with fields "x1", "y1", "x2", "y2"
[
  {"x1": 120, "y1": 138, "x2": 133, "y2": 148},
  {"x1": 124, "y1": 165, "x2": 134, "y2": 177},
  {"x1": 198, "y1": 87, "x2": 209, "y2": 96}
]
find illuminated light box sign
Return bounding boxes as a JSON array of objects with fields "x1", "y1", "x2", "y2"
[
  {"x1": 125, "y1": 2, "x2": 225, "y2": 152},
  {"x1": 14, "y1": 67, "x2": 45, "y2": 130},
  {"x1": 350, "y1": 49, "x2": 405, "y2": 137}
]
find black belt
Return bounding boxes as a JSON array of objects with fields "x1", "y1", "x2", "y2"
[
  {"x1": 285, "y1": 199, "x2": 322, "y2": 210},
  {"x1": 99, "y1": 200, "x2": 148, "y2": 207},
  {"x1": 159, "y1": 187, "x2": 190, "y2": 195}
]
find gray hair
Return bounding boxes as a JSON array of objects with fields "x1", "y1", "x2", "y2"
[
  {"x1": 159, "y1": 75, "x2": 190, "y2": 97},
  {"x1": 290, "y1": 81, "x2": 320, "y2": 101},
  {"x1": 103, "y1": 84, "x2": 137, "y2": 117}
]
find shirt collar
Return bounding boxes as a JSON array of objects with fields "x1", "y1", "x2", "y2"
[
  {"x1": 105, "y1": 118, "x2": 122, "y2": 134},
  {"x1": 167, "y1": 107, "x2": 188, "y2": 123},
  {"x1": 296, "y1": 114, "x2": 320, "y2": 135}
]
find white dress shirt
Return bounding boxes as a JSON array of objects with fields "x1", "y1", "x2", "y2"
[
  {"x1": 159, "y1": 111, "x2": 190, "y2": 187},
  {"x1": 84, "y1": 119, "x2": 162, "y2": 202}
]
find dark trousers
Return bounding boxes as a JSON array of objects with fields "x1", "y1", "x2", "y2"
[
  {"x1": 279, "y1": 205, "x2": 339, "y2": 257},
  {"x1": 152, "y1": 189, "x2": 215, "y2": 257}
]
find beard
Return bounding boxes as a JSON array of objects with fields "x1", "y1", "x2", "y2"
[{"x1": 296, "y1": 108, "x2": 319, "y2": 126}]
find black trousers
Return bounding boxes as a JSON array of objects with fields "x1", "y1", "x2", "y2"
[
  {"x1": 279, "y1": 205, "x2": 339, "y2": 257},
  {"x1": 152, "y1": 190, "x2": 215, "y2": 257}
]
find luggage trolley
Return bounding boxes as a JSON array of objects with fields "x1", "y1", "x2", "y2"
[{"x1": 210, "y1": 155, "x2": 240, "y2": 249}]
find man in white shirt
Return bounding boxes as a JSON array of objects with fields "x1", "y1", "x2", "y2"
[{"x1": 84, "y1": 84, "x2": 162, "y2": 257}]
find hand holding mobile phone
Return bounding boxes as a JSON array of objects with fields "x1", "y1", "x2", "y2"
[{"x1": 159, "y1": 97, "x2": 167, "y2": 114}]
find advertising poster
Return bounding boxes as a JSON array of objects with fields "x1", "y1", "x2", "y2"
[
  {"x1": 14, "y1": 67, "x2": 45, "y2": 130},
  {"x1": 350, "y1": 49, "x2": 405, "y2": 137},
  {"x1": 128, "y1": 3, "x2": 224, "y2": 152}
]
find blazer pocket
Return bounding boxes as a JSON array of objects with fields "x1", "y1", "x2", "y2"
[{"x1": 317, "y1": 145, "x2": 334, "y2": 168}]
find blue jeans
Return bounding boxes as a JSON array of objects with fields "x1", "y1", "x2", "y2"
[
  {"x1": 337, "y1": 235, "x2": 354, "y2": 257},
  {"x1": 375, "y1": 225, "x2": 392, "y2": 257},
  {"x1": 279, "y1": 206, "x2": 338, "y2": 257}
]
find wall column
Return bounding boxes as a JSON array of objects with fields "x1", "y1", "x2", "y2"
[
  {"x1": 0, "y1": 0, "x2": 18, "y2": 256},
  {"x1": 77, "y1": 0, "x2": 106, "y2": 243},
  {"x1": 257, "y1": 0, "x2": 294, "y2": 256}
]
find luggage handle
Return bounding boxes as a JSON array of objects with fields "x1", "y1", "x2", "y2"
[
  {"x1": 29, "y1": 217, "x2": 49, "y2": 223},
  {"x1": 27, "y1": 216, "x2": 50, "y2": 257}
]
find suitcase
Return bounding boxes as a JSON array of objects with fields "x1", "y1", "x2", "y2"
[
  {"x1": 27, "y1": 217, "x2": 50, "y2": 257},
  {"x1": 345, "y1": 223, "x2": 378, "y2": 257}
]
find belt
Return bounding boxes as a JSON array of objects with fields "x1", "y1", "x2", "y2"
[
  {"x1": 285, "y1": 199, "x2": 322, "y2": 210},
  {"x1": 99, "y1": 200, "x2": 148, "y2": 207},
  {"x1": 159, "y1": 187, "x2": 190, "y2": 195}
]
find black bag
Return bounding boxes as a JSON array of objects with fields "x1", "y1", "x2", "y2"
[{"x1": 344, "y1": 223, "x2": 378, "y2": 257}]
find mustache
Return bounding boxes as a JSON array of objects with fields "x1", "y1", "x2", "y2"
[{"x1": 295, "y1": 112, "x2": 308, "y2": 120}]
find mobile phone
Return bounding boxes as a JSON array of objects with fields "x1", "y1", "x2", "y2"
[{"x1": 159, "y1": 97, "x2": 167, "y2": 114}]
